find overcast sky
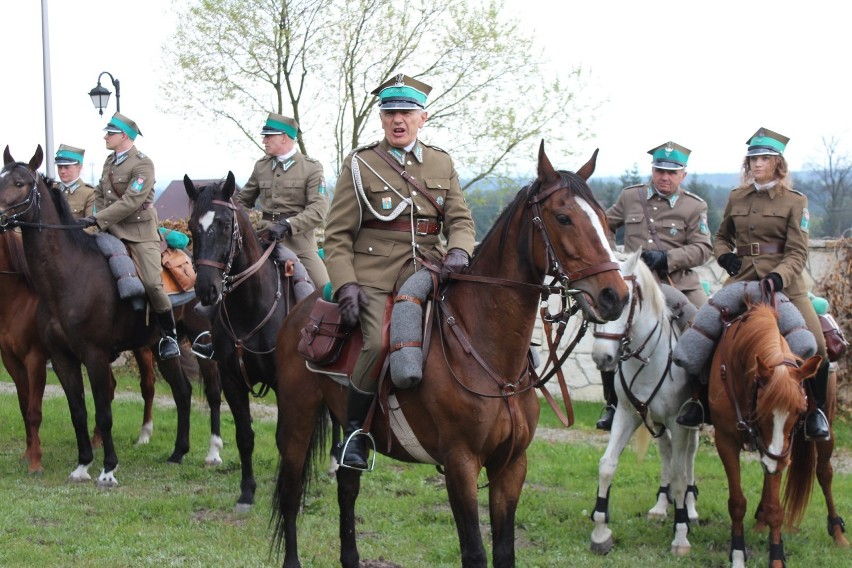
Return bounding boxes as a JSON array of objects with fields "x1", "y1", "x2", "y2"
[{"x1": 4, "y1": 0, "x2": 851, "y2": 189}]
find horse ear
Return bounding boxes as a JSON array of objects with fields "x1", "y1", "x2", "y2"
[
  {"x1": 183, "y1": 174, "x2": 197, "y2": 201},
  {"x1": 3, "y1": 146, "x2": 12, "y2": 166},
  {"x1": 755, "y1": 355, "x2": 773, "y2": 382},
  {"x1": 29, "y1": 146, "x2": 43, "y2": 171},
  {"x1": 797, "y1": 355, "x2": 823, "y2": 382},
  {"x1": 576, "y1": 149, "x2": 599, "y2": 181},
  {"x1": 223, "y1": 171, "x2": 236, "y2": 199},
  {"x1": 537, "y1": 140, "x2": 559, "y2": 184}
]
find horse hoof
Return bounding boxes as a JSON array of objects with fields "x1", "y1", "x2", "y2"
[
  {"x1": 96, "y1": 469, "x2": 119, "y2": 488},
  {"x1": 136, "y1": 422, "x2": 153, "y2": 445},
  {"x1": 68, "y1": 464, "x2": 92, "y2": 483},
  {"x1": 167, "y1": 453, "x2": 185, "y2": 465},
  {"x1": 647, "y1": 510, "x2": 667, "y2": 521},
  {"x1": 234, "y1": 502, "x2": 253, "y2": 515},
  {"x1": 671, "y1": 544, "x2": 691, "y2": 556},
  {"x1": 28, "y1": 465, "x2": 45, "y2": 476},
  {"x1": 204, "y1": 455, "x2": 223, "y2": 467},
  {"x1": 590, "y1": 537, "x2": 613, "y2": 555}
]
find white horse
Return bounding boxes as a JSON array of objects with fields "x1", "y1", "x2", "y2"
[{"x1": 589, "y1": 251, "x2": 700, "y2": 556}]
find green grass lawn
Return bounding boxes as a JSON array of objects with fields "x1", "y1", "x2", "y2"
[{"x1": 0, "y1": 367, "x2": 850, "y2": 567}]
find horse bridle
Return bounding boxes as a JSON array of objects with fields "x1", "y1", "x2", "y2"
[{"x1": 0, "y1": 164, "x2": 41, "y2": 230}]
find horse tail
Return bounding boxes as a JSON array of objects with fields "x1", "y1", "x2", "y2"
[
  {"x1": 783, "y1": 430, "x2": 816, "y2": 530},
  {"x1": 270, "y1": 402, "x2": 330, "y2": 556},
  {"x1": 633, "y1": 426, "x2": 652, "y2": 464}
]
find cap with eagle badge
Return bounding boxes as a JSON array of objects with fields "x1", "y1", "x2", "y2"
[
  {"x1": 55, "y1": 144, "x2": 85, "y2": 166},
  {"x1": 372, "y1": 73, "x2": 432, "y2": 110},
  {"x1": 103, "y1": 112, "x2": 142, "y2": 140},
  {"x1": 746, "y1": 127, "x2": 789, "y2": 156},
  {"x1": 260, "y1": 113, "x2": 299, "y2": 139},
  {"x1": 648, "y1": 141, "x2": 691, "y2": 170}
]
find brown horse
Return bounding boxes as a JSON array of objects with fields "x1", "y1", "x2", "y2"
[
  {"x1": 271, "y1": 144, "x2": 629, "y2": 568},
  {"x1": 708, "y1": 303, "x2": 822, "y2": 568}
]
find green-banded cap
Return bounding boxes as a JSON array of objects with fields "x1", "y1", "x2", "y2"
[
  {"x1": 648, "y1": 141, "x2": 691, "y2": 170},
  {"x1": 746, "y1": 127, "x2": 789, "y2": 156},
  {"x1": 55, "y1": 144, "x2": 85, "y2": 166},
  {"x1": 103, "y1": 112, "x2": 141, "y2": 139},
  {"x1": 260, "y1": 113, "x2": 299, "y2": 138},
  {"x1": 371, "y1": 73, "x2": 432, "y2": 110}
]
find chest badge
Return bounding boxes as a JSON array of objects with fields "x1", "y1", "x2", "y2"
[
  {"x1": 669, "y1": 226, "x2": 678, "y2": 236},
  {"x1": 436, "y1": 196, "x2": 445, "y2": 207},
  {"x1": 381, "y1": 196, "x2": 393, "y2": 210}
]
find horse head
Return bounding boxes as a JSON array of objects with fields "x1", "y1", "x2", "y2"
[
  {"x1": 185, "y1": 171, "x2": 239, "y2": 305},
  {"x1": 528, "y1": 141, "x2": 628, "y2": 322},
  {"x1": 0, "y1": 146, "x2": 44, "y2": 232}
]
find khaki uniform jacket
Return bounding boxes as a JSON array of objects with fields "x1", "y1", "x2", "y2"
[
  {"x1": 94, "y1": 146, "x2": 160, "y2": 242},
  {"x1": 235, "y1": 152, "x2": 328, "y2": 254},
  {"x1": 54, "y1": 179, "x2": 95, "y2": 219},
  {"x1": 714, "y1": 183, "x2": 810, "y2": 297},
  {"x1": 324, "y1": 139, "x2": 477, "y2": 294},
  {"x1": 606, "y1": 184, "x2": 712, "y2": 293}
]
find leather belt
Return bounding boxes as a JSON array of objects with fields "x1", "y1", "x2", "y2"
[
  {"x1": 362, "y1": 218, "x2": 441, "y2": 236},
  {"x1": 262, "y1": 211, "x2": 289, "y2": 222},
  {"x1": 736, "y1": 242, "x2": 785, "y2": 256}
]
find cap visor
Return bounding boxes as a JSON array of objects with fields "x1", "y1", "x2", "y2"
[
  {"x1": 260, "y1": 128, "x2": 285, "y2": 135},
  {"x1": 378, "y1": 100, "x2": 424, "y2": 110},
  {"x1": 651, "y1": 160, "x2": 685, "y2": 170},
  {"x1": 746, "y1": 148, "x2": 781, "y2": 156}
]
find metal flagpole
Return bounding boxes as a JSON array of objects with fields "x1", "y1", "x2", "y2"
[{"x1": 41, "y1": 0, "x2": 55, "y2": 177}]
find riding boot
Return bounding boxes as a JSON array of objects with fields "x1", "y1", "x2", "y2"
[
  {"x1": 154, "y1": 310, "x2": 181, "y2": 360},
  {"x1": 190, "y1": 331, "x2": 214, "y2": 359},
  {"x1": 804, "y1": 363, "x2": 831, "y2": 441},
  {"x1": 340, "y1": 385, "x2": 375, "y2": 470},
  {"x1": 596, "y1": 370, "x2": 618, "y2": 431},
  {"x1": 676, "y1": 375, "x2": 705, "y2": 429}
]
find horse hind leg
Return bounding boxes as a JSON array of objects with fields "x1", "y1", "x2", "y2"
[
  {"x1": 816, "y1": 436, "x2": 849, "y2": 547},
  {"x1": 132, "y1": 348, "x2": 156, "y2": 445},
  {"x1": 154, "y1": 356, "x2": 193, "y2": 464},
  {"x1": 50, "y1": 350, "x2": 96, "y2": 482}
]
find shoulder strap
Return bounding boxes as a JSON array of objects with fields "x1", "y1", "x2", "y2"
[
  {"x1": 637, "y1": 185, "x2": 663, "y2": 250},
  {"x1": 371, "y1": 146, "x2": 445, "y2": 219}
]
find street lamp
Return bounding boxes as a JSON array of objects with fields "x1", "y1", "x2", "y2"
[{"x1": 88, "y1": 71, "x2": 120, "y2": 116}]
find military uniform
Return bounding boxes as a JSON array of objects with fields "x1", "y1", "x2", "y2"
[
  {"x1": 714, "y1": 182, "x2": 825, "y2": 360},
  {"x1": 607, "y1": 184, "x2": 712, "y2": 306},
  {"x1": 325, "y1": 138, "x2": 476, "y2": 392},
  {"x1": 55, "y1": 179, "x2": 95, "y2": 219},
  {"x1": 236, "y1": 151, "x2": 329, "y2": 288}
]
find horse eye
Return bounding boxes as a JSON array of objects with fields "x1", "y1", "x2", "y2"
[{"x1": 556, "y1": 213, "x2": 572, "y2": 226}]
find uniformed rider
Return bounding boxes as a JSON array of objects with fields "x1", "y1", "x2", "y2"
[{"x1": 54, "y1": 144, "x2": 95, "y2": 220}]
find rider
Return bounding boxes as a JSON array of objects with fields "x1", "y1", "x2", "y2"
[
  {"x1": 53, "y1": 144, "x2": 95, "y2": 221},
  {"x1": 324, "y1": 73, "x2": 476, "y2": 469},
  {"x1": 77, "y1": 112, "x2": 180, "y2": 360},
  {"x1": 714, "y1": 127, "x2": 830, "y2": 440},
  {"x1": 597, "y1": 142, "x2": 712, "y2": 430}
]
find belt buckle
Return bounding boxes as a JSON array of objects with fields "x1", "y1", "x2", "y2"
[
  {"x1": 415, "y1": 218, "x2": 430, "y2": 236},
  {"x1": 750, "y1": 242, "x2": 760, "y2": 256},
  {"x1": 269, "y1": 212, "x2": 280, "y2": 222}
]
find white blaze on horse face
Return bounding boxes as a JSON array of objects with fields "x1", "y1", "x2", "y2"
[
  {"x1": 760, "y1": 408, "x2": 789, "y2": 473},
  {"x1": 199, "y1": 210, "x2": 216, "y2": 233},
  {"x1": 574, "y1": 197, "x2": 617, "y2": 262}
]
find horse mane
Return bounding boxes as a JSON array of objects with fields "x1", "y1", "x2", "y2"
[
  {"x1": 633, "y1": 257, "x2": 669, "y2": 324},
  {"x1": 0, "y1": 231, "x2": 34, "y2": 288},
  {"x1": 39, "y1": 173, "x2": 100, "y2": 254}
]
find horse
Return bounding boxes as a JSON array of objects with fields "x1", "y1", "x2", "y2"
[
  {"x1": 589, "y1": 251, "x2": 699, "y2": 556},
  {"x1": 708, "y1": 302, "x2": 821, "y2": 568},
  {"x1": 270, "y1": 143, "x2": 629, "y2": 568},
  {"x1": 184, "y1": 172, "x2": 300, "y2": 511},
  {"x1": 0, "y1": 146, "x2": 199, "y2": 486}
]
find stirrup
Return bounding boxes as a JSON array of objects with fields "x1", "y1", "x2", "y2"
[
  {"x1": 190, "y1": 331, "x2": 214, "y2": 359},
  {"x1": 804, "y1": 408, "x2": 831, "y2": 442},
  {"x1": 595, "y1": 405, "x2": 615, "y2": 431},
  {"x1": 675, "y1": 399, "x2": 704, "y2": 430},
  {"x1": 158, "y1": 336, "x2": 181, "y2": 360},
  {"x1": 339, "y1": 429, "x2": 376, "y2": 472}
]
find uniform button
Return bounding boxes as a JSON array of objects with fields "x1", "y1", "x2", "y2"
[
  {"x1": 407, "y1": 161, "x2": 412, "y2": 165},
  {"x1": 653, "y1": 206, "x2": 658, "y2": 211},
  {"x1": 437, "y1": 184, "x2": 442, "y2": 188},
  {"x1": 384, "y1": 186, "x2": 388, "y2": 190},
  {"x1": 368, "y1": 246, "x2": 373, "y2": 252},
  {"x1": 416, "y1": 206, "x2": 422, "y2": 211},
  {"x1": 649, "y1": 218, "x2": 654, "y2": 223},
  {"x1": 647, "y1": 239, "x2": 653, "y2": 243},
  {"x1": 412, "y1": 191, "x2": 418, "y2": 196}
]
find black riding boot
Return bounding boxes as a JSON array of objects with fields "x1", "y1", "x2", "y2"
[
  {"x1": 190, "y1": 331, "x2": 214, "y2": 359},
  {"x1": 804, "y1": 363, "x2": 831, "y2": 441},
  {"x1": 676, "y1": 375, "x2": 706, "y2": 429},
  {"x1": 340, "y1": 386, "x2": 375, "y2": 470},
  {"x1": 155, "y1": 310, "x2": 181, "y2": 360},
  {"x1": 596, "y1": 370, "x2": 617, "y2": 431}
]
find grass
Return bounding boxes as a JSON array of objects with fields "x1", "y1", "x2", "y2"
[{"x1": 0, "y1": 367, "x2": 850, "y2": 567}]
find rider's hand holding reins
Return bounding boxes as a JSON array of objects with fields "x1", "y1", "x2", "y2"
[
  {"x1": 439, "y1": 248, "x2": 469, "y2": 283},
  {"x1": 265, "y1": 220, "x2": 291, "y2": 242},
  {"x1": 337, "y1": 282, "x2": 369, "y2": 328},
  {"x1": 761, "y1": 272, "x2": 783, "y2": 293},
  {"x1": 717, "y1": 252, "x2": 742, "y2": 276},
  {"x1": 640, "y1": 249, "x2": 668, "y2": 272},
  {"x1": 77, "y1": 215, "x2": 97, "y2": 228}
]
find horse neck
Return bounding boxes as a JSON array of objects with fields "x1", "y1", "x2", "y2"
[
  {"x1": 627, "y1": 277, "x2": 671, "y2": 353},
  {"x1": 226, "y1": 224, "x2": 279, "y2": 302}
]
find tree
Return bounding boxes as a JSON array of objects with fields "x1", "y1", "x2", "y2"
[
  {"x1": 798, "y1": 136, "x2": 852, "y2": 238},
  {"x1": 164, "y1": 0, "x2": 597, "y2": 185}
]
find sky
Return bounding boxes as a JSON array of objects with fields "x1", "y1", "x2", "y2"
[{"x1": 4, "y1": 0, "x2": 852, "y2": 190}]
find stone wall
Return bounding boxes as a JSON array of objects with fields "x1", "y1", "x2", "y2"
[{"x1": 531, "y1": 240, "x2": 847, "y2": 402}]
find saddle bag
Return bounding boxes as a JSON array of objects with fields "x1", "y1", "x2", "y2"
[
  {"x1": 819, "y1": 313, "x2": 849, "y2": 362},
  {"x1": 162, "y1": 247, "x2": 196, "y2": 293},
  {"x1": 298, "y1": 298, "x2": 351, "y2": 365}
]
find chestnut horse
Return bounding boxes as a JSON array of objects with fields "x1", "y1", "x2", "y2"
[
  {"x1": 271, "y1": 144, "x2": 629, "y2": 568},
  {"x1": 0, "y1": 146, "x2": 199, "y2": 486},
  {"x1": 709, "y1": 303, "x2": 821, "y2": 568}
]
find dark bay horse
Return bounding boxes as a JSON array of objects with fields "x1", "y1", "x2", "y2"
[
  {"x1": 0, "y1": 146, "x2": 197, "y2": 486},
  {"x1": 708, "y1": 303, "x2": 821, "y2": 568},
  {"x1": 271, "y1": 143, "x2": 629, "y2": 568},
  {"x1": 184, "y1": 172, "x2": 298, "y2": 510}
]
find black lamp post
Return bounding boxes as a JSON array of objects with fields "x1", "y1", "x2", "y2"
[{"x1": 88, "y1": 71, "x2": 120, "y2": 116}]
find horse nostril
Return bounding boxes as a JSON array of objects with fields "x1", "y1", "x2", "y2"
[{"x1": 598, "y1": 287, "x2": 625, "y2": 320}]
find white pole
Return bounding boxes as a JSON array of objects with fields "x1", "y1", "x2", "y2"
[{"x1": 41, "y1": 0, "x2": 55, "y2": 177}]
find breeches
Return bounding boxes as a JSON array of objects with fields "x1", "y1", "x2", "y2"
[
  {"x1": 681, "y1": 287, "x2": 707, "y2": 308},
  {"x1": 787, "y1": 291, "x2": 827, "y2": 364},
  {"x1": 297, "y1": 250, "x2": 329, "y2": 291},
  {"x1": 350, "y1": 286, "x2": 390, "y2": 393},
  {"x1": 126, "y1": 240, "x2": 171, "y2": 313}
]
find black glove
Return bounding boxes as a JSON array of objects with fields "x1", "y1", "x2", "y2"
[
  {"x1": 717, "y1": 252, "x2": 742, "y2": 277},
  {"x1": 77, "y1": 215, "x2": 97, "y2": 228},
  {"x1": 439, "y1": 248, "x2": 470, "y2": 282},
  {"x1": 265, "y1": 220, "x2": 291, "y2": 241},
  {"x1": 762, "y1": 272, "x2": 783, "y2": 293},
  {"x1": 640, "y1": 249, "x2": 668, "y2": 272},
  {"x1": 336, "y1": 282, "x2": 369, "y2": 328}
]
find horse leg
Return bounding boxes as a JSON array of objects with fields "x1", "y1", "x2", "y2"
[
  {"x1": 132, "y1": 348, "x2": 156, "y2": 445},
  {"x1": 590, "y1": 409, "x2": 639, "y2": 555},
  {"x1": 759, "y1": 472, "x2": 786, "y2": 568},
  {"x1": 336, "y1": 466, "x2": 364, "y2": 568},
  {"x1": 198, "y1": 357, "x2": 223, "y2": 466},
  {"x1": 154, "y1": 356, "x2": 193, "y2": 464},
  {"x1": 444, "y1": 451, "x2": 487, "y2": 567},
  {"x1": 488, "y1": 452, "x2": 528, "y2": 568},
  {"x1": 684, "y1": 428, "x2": 700, "y2": 522},
  {"x1": 717, "y1": 437, "x2": 747, "y2": 568},
  {"x1": 50, "y1": 350, "x2": 96, "y2": 482},
  {"x1": 2, "y1": 350, "x2": 45, "y2": 474},
  {"x1": 23, "y1": 351, "x2": 47, "y2": 474},
  {"x1": 221, "y1": 379, "x2": 257, "y2": 510},
  {"x1": 668, "y1": 426, "x2": 693, "y2": 557},
  {"x1": 648, "y1": 430, "x2": 673, "y2": 520},
  {"x1": 90, "y1": 367, "x2": 116, "y2": 449},
  {"x1": 816, "y1": 436, "x2": 849, "y2": 546},
  {"x1": 328, "y1": 415, "x2": 342, "y2": 475}
]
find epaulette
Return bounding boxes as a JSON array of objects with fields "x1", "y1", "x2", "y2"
[
  {"x1": 303, "y1": 155, "x2": 319, "y2": 163},
  {"x1": 136, "y1": 151, "x2": 147, "y2": 159},
  {"x1": 682, "y1": 190, "x2": 705, "y2": 203},
  {"x1": 789, "y1": 188, "x2": 805, "y2": 197},
  {"x1": 354, "y1": 140, "x2": 380, "y2": 152},
  {"x1": 623, "y1": 183, "x2": 646, "y2": 190},
  {"x1": 422, "y1": 142, "x2": 448, "y2": 154}
]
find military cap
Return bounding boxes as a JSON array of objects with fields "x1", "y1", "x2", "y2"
[
  {"x1": 746, "y1": 127, "x2": 789, "y2": 156},
  {"x1": 648, "y1": 141, "x2": 691, "y2": 170},
  {"x1": 55, "y1": 144, "x2": 85, "y2": 166},
  {"x1": 372, "y1": 73, "x2": 432, "y2": 110},
  {"x1": 103, "y1": 112, "x2": 142, "y2": 140},
  {"x1": 260, "y1": 113, "x2": 299, "y2": 139}
]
